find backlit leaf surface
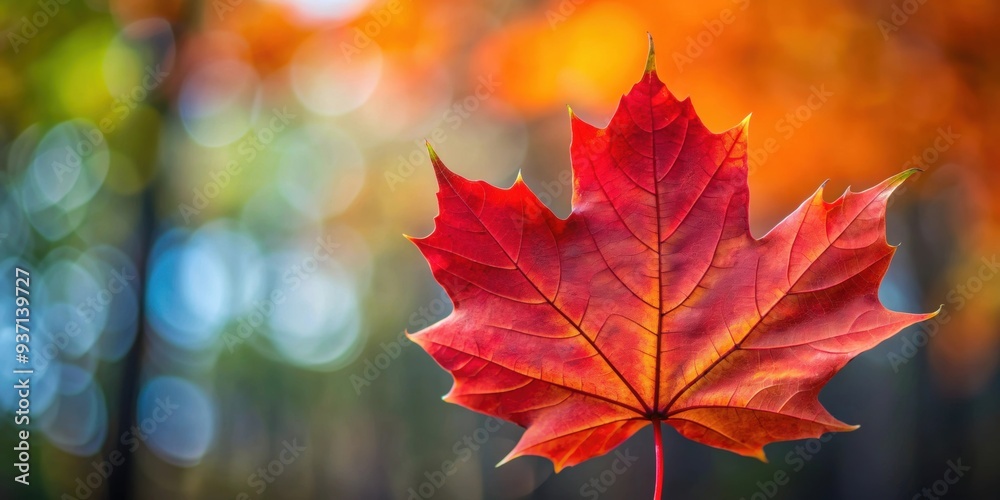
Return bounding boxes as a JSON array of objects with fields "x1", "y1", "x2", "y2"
[{"x1": 407, "y1": 45, "x2": 936, "y2": 472}]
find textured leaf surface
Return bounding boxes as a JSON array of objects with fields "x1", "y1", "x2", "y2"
[{"x1": 407, "y1": 47, "x2": 935, "y2": 472}]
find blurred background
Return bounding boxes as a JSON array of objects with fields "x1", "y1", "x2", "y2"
[{"x1": 0, "y1": 0, "x2": 998, "y2": 498}]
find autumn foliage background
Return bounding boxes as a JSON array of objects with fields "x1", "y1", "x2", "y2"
[{"x1": 0, "y1": 0, "x2": 998, "y2": 499}]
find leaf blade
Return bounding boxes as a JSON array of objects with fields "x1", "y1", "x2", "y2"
[{"x1": 408, "y1": 44, "x2": 935, "y2": 470}]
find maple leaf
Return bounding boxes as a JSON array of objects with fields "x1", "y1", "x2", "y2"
[{"x1": 406, "y1": 37, "x2": 936, "y2": 496}]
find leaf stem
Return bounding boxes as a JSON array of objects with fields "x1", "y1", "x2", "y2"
[{"x1": 653, "y1": 419, "x2": 664, "y2": 500}]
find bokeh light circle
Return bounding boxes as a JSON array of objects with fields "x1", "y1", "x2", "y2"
[
  {"x1": 290, "y1": 30, "x2": 382, "y2": 116},
  {"x1": 180, "y1": 60, "x2": 261, "y2": 147},
  {"x1": 137, "y1": 376, "x2": 215, "y2": 466}
]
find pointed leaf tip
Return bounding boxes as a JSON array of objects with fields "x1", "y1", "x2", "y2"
[
  {"x1": 496, "y1": 450, "x2": 517, "y2": 469},
  {"x1": 425, "y1": 140, "x2": 453, "y2": 185},
  {"x1": 930, "y1": 304, "x2": 944, "y2": 318},
  {"x1": 895, "y1": 168, "x2": 921, "y2": 183},
  {"x1": 425, "y1": 140, "x2": 440, "y2": 162},
  {"x1": 882, "y1": 168, "x2": 922, "y2": 193},
  {"x1": 645, "y1": 33, "x2": 656, "y2": 74}
]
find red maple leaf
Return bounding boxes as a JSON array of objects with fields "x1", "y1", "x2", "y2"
[{"x1": 407, "y1": 38, "x2": 936, "y2": 498}]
